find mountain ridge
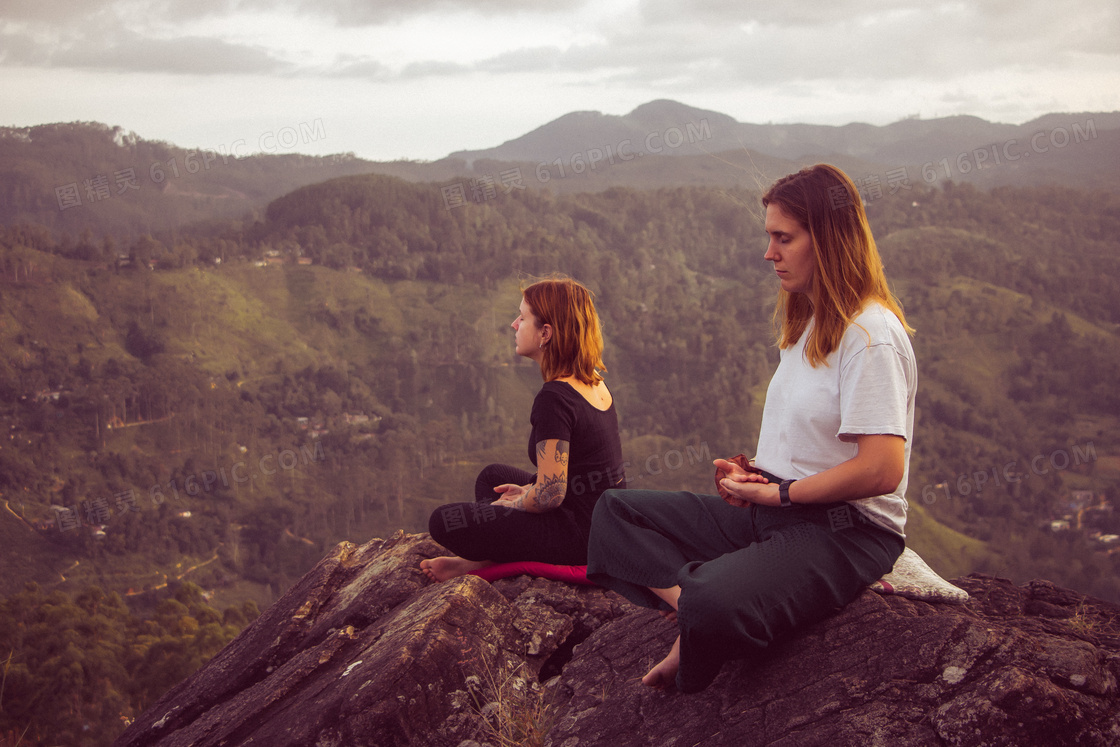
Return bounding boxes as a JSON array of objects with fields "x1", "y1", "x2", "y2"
[
  {"x1": 448, "y1": 97, "x2": 1120, "y2": 166},
  {"x1": 4, "y1": 101, "x2": 1118, "y2": 236}
]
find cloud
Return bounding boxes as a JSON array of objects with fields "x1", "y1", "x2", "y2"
[
  {"x1": 0, "y1": 0, "x2": 597, "y2": 78},
  {"x1": 481, "y1": 0, "x2": 1120, "y2": 95},
  {"x1": 6, "y1": 0, "x2": 1115, "y2": 90},
  {"x1": 2, "y1": 0, "x2": 117, "y2": 23},
  {"x1": 476, "y1": 46, "x2": 564, "y2": 74},
  {"x1": 399, "y1": 60, "x2": 471, "y2": 79},
  {"x1": 1, "y1": 0, "x2": 1116, "y2": 132},
  {"x1": 0, "y1": 27, "x2": 53, "y2": 66},
  {"x1": 1, "y1": 1, "x2": 290, "y2": 75},
  {"x1": 1, "y1": 0, "x2": 237, "y2": 25},
  {"x1": 0, "y1": 22, "x2": 292, "y2": 75},
  {"x1": 56, "y1": 33, "x2": 290, "y2": 76},
  {"x1": 277, "y1": 0, "x2": 592, "y2": 27},
  {"x1": 325, "y1": 55, "x2": 391, "y2": 80},
  {"x1": 637, "y1": 0, "x2": 927, "y2": 27}
]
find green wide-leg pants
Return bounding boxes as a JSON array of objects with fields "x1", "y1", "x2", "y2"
[{"x1": 587, "y1": 489, "x2": 904, "y2": 693}]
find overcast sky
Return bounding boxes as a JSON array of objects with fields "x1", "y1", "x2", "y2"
[{"x1": 2, "y1": 0, "x2": 1118, "y2": 162}]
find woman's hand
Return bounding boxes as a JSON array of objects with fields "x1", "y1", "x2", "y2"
[
  {"x1": 714, "y1": 458, "x2": 777, "y2": 507},
  {"x1": 714, "y1": 434, "x2": 906, "y2": 508},
  {"x1": 492, "y1": 439, "x2": 570, "y2": 513},
  {"x1": 491, "y1": 483, "x2": 531, "y2": 510}
]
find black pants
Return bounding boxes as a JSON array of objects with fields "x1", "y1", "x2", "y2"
[
  {"x1": 587, "y1": 489, "x2": 904, "y2": 692},
  {"x1": 427, "y1": 463, "x2": 591, "y2": 565}
]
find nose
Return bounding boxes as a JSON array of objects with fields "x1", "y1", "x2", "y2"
[{"x1": 764, "y1": 240, "x2": 778, "y2": 261}]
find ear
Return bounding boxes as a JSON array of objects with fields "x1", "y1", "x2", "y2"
[{"x1": 539, "y1": 323, "x2": 553, "y2": 344}]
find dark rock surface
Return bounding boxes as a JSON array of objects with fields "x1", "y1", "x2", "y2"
[{"x1": 116, "y1": 532, "x2": 1120, "y2": 747}]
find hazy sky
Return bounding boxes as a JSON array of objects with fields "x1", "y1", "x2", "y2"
[{"x1": 2, "y1": 0, "x2": 1118, "y2": 161}]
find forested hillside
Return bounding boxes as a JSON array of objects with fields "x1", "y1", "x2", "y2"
[
  {"x1": 1, "y1": 173, "x2": 1119, "y2": 745},
  {"x1": 6, "y1": 115, "x2": 1118, "y2": 246},
  {"x1": 0, "y1": 122, "x2": 388, "y2": 237}
]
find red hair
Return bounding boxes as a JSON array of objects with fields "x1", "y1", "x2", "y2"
[{"x1": 521, "y1": 275, "x2": 606, "y2": 385}]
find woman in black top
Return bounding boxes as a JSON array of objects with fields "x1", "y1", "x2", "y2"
[{"x1": 421, "y1": 276, "x2": 626, "y2": 582}]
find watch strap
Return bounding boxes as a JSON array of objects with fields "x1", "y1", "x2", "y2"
[{"x1": 779, "y1": 479, "x2": 795, "y2": 508}]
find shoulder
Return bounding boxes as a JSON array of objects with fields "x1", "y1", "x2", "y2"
[
  {"x1": 538, "y1": 380, "x2": 576, "y2": 399},
  {"x1": 843, "y1": 303, "x2": 912, "y2": 352},
  {"x1": 837, "y1": 304, "x2": 917, "y2": 392},
  {"x1": 533, "y1": 381, "x2": 578, "y2": 412},
  {"x1": 531, "y1": 382, "x2": 582, "y2": 433}
]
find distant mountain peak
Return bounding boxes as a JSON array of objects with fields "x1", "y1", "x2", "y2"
[
  {"x1": 447, "y1": 98, "x2": 741, "y2": 164},
  {"x1": 628, "y1": 98, "x2": 699, "y2": 115},
  {"x1": 444, "y1": 99, "x2": 1118, "y2": 185},
  {"x1": 626, "y1": 99, "x2": 738, "y2": 125}
]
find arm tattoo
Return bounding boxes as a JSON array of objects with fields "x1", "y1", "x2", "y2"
[
  {"x1": 535, "y1": 473, "x2": 568, "y2": 510},
  {"x1": 554, "y1": 440, "x2": 569, "y2": 467},
  {"x1": 536, "y1": 440, "x2": 548, "y2": 462}
]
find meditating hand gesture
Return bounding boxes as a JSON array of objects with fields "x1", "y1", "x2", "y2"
[{"x1": 713, "y1": 457, "x2": 774, "y2": 508}]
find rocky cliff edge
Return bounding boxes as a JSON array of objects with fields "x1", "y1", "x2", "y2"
[{"x1": 115, "y1": 532, "x2": 1120, "y2": 747}]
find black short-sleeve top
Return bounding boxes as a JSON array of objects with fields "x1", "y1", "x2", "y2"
[{"x1": 528, "y1": 380, "x2": 627, "y2": 528}]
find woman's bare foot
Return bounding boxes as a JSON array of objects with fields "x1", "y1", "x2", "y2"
[
  {"x1": 420, "y1": 556, "x2": 493, "y2": 582},
  {"x1": 642, "y1": 635, "x2": 681, "y2": 689}
]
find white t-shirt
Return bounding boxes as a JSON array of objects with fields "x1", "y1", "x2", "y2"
[{"x1": 753, "y1": 302, "x2": 917, "y2": 536}]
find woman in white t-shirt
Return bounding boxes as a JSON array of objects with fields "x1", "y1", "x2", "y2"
[{"x1": 587, "y1": 164, "x2": 916, "y2": 693}]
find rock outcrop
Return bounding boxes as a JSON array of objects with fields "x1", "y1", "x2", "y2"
[{"x1": 115, "y1": 532, "x2": 1120, "y2": 747}]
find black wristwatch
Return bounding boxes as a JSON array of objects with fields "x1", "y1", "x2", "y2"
[{"x1": 778, "y1": 479, "x2": 795, "y2": 508}]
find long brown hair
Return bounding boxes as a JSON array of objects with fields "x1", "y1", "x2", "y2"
[
  {"x1": 521, "y1": 275, "x2": 606, "y2": 385},
  {"x1": 762, "y1": 164, "x2": 912, "y2": 366}
]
